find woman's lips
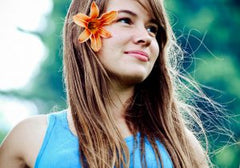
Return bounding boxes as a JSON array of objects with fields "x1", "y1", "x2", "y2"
[{"x1": 124, "y1": 50, "x2": 150, "y2": 62}]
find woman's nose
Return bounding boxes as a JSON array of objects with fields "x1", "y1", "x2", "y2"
[{"x1": 132, "y1": 26, "x2": 151, "y2": 47}]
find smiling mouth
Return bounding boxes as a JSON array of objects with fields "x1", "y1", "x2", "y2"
[{"x1": 124, "y1": 51, "x2": 150, "y2": 62}]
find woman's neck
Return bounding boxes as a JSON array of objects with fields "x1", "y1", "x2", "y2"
[
  {"x1": 107, "y1": 81, "x2": 134, "y2": 120},
  {"x1": 67, "y1": 81, "x2": 135, "y2": 138},
  {"x1": 105, "y1": 82, "x2": 135, "y2": 137}
]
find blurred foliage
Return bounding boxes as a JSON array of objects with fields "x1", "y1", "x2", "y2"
[
  {"x1": 0, "y1": 110, "x2": 7, "y2": 143},
  {"x1": 1, "y1": 0, "x2": 239, "y2": 167},
  {"x1": 165, "y1": 0, "x2": 240, "y2": 167},
  {"x1": 0, "y1": 131, "x2": 7, "y2": 145}
]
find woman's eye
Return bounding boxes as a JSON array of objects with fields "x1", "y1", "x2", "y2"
[
  {"x1": 146, "y1": 25, "x2": 158, "y2": 36},
  {"x1": 117, "y1": 18, "x2": 132, "y2": 25}
]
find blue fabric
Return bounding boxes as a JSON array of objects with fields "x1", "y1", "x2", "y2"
[{"x1": 35, "y1": 111, "x2": 173, "y2": 168}]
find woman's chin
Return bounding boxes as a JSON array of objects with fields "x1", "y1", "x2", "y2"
[
  {"x1": 115, "y1": 73, "x2": 148, "y2": 87},
  {"x1": 107, "y1": 68, "x2": 151, "y2": 86}
]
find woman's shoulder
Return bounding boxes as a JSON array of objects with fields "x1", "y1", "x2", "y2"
[{"x1": 0, "y1": 114, "x2": 48, "y2": 168}]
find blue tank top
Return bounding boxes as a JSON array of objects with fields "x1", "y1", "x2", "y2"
[{"x1": 34, "y1": 111, "x2": 173, "y2": 168}]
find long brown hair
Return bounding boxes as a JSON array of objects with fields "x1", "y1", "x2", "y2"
[{"x1": 63, "y1": 0, "x2": 209, "y2": 167}]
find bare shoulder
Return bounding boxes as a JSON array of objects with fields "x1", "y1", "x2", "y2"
[
  {"x1": 185, "y1": 128, "x2": 210, "y2": 168},
  {"x1": 0, "y1": 114, "x2": 48, "y2": 168}
]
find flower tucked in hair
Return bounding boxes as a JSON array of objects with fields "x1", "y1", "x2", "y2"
[{"x1": 73, "y1": 1, "x2": 118, "y2": 52}]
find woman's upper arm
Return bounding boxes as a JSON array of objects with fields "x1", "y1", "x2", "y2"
[{"x1": 0, "y1": 115, "x2": 47, "y2": 168}]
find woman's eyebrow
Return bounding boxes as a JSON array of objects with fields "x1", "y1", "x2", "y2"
[
  {"x1": 117, "y1": 10, "x2": 137, "y2": 17},
  {"x1": 149, "y1": 19, "x2": 158, "y2": 24},
  {"x1": 117, "y1": 10, "x2": 157, "y2": 24}
]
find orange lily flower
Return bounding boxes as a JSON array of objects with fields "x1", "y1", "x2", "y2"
[{"x1": 73, "y1": 2, "x2": 118, "y2": 52}]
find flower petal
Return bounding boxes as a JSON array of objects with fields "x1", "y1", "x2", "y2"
[
  {"x1": 98, "y1": 28, "x2": 112, "y2": 38},
  {"x1": 99, "y1": 11, "x2": 118, "y2": 25},
  {"x1": 90, "y1": 2, "x2": 99, "y2": 18},
  {"x1": 90, "y1": 34, "x2": 102, "y2": 52},
  {"x1": 73, "y1": 13, "x2": 90, "y2": 27},
  {"x1": 78, "y1": 29, "x2": 91, "y2": 43}
]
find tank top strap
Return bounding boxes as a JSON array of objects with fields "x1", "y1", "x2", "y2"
[
  {"x1": 35, "y1": 112, "x2": 57, "y2": 167},
  {"x1": 34, "y1": 110, "x2": 70, "y2": 168}
]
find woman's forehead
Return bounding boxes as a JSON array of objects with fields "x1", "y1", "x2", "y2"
[
  {"x1": 135, "y1": 0, "x2": 156, "y2": 19},
  {"x1": 106, "y1": 0, "x2": 155, "y2": 19}
]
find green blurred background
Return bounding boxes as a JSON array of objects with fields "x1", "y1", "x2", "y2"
[{"x1": 0, "y1": 0, "x2": 239, "y2": 167}]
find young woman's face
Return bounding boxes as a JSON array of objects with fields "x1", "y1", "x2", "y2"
[{"x1": 97, "y1": 0, "x2": 159, "y2": 85}]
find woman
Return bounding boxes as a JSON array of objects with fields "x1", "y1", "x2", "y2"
[{"x1": 0, "y1": 0, "x2": 210, "y2": 167}]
